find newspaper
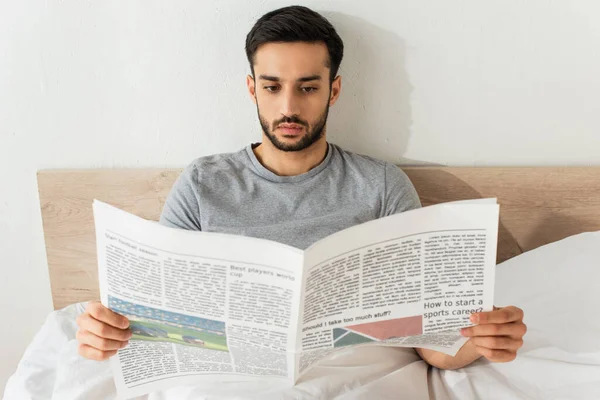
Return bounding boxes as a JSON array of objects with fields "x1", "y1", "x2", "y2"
[{"x1": 93, "y1": 198, "x2": 499, "y2": 399}]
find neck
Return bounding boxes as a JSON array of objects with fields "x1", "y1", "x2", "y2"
[{"x1": 252, "y1": 135, "x2": 329, "y2": 177}]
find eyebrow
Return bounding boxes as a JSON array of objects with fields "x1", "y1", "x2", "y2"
[{"x1": 258, "y1": 74, "x2": 322, "y2": 83}]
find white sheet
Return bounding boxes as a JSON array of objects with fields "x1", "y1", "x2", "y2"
[{"x1": 5, "y1": 231, "x2": 600, "y2": 400}]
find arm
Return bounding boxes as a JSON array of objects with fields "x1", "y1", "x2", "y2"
[
  {"x1": 159, "y1": 162, "x2": 202, "y2": 230},
  {"x1": 77, "y1": 164, "x2": 203, "y2": 360},
  {"x1": 382, "y1": 163, "x2": 422, "y2": 216},
  {"x1": 416, "y1": 306, "x2": 527, "y2": 370}
]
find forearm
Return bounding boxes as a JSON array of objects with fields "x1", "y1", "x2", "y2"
[{"x1": 415, "y1": 339, "x2": 481, "y2": 370}]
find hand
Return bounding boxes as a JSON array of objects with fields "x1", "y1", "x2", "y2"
[
  {"x1": 76, "y1": 301, "x2": 132, "y2": 361},
  {"x1": 460, "y1": 305, "x2": 527, "y2": 362}
]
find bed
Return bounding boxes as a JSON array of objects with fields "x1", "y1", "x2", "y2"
[{"x1": 5, "y1": 166, "x2": 600, "y2": 399}]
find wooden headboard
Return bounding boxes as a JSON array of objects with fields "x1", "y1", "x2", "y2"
[{"x1": 38, "y1": 167, "x2": 600, "y2": 310}]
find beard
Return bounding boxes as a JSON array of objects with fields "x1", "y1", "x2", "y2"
[{"x1": 257, "y1": 102, "x2": 330, "y2": 152}]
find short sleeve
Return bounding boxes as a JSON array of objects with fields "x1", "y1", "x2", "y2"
[
  {"x1": 382, "y1": 163, "x2": 422, "y2": 216},
  {"x1": 159, "y1": 163, "x2": 202, "y2": 231}
]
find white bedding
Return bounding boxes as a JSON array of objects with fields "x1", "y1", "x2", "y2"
[{"x1": 5, "y1": 231, "x2": 600, "y2": 400}]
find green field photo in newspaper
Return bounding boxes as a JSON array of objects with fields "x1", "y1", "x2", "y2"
[{"x1": 108, "y1": 296, "x2": 228, "y2": 352}]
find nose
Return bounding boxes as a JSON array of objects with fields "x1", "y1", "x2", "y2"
[{"x1": 279, "y1": 87, "x2": 301, "y2": 117}]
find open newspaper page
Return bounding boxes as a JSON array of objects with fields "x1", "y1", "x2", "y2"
[
  {"x1": 295, "y1": 200, "x2": 499, "y2": 378},
  {"x1": 93, "y1": 200, "x2": 304, "y2": 399}
]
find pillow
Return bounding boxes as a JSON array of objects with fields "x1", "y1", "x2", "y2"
[
  {"x1": 430, "y1": 231, "x2": 600, "y2": 400},
  {"x1": 494, "y1": 231, "x2": 600, "y2": 357}
]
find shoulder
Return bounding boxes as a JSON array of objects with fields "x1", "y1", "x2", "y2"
[
  {"x1": 383, "y1": 162, "x2": 413, "y2": 189},
  {"x1": 159, "y1": 149, "x2": 247, "y2": 230},
  {"x1": 187, "y1": 148, "x2": 247, "y2": 173},
  {"x1": 330, "y1": 143, "x2": 387, "y2": 177},
  {"x1": 183, "y1": 148, "x2": 248, "y2": 183},
  {"x1": 330, "y1": 144, "x2": 419, "y2": 215},
  {"x1": 331, "y1": 144, "x2": 412, "y2": 184}
]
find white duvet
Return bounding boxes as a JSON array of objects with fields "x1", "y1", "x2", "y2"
[{"x1": 5, "y1": 232, "x2": 600, "y2": 400}]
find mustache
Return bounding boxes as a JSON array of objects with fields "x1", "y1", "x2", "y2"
[{"x1": 274, "y1": 115, "x2": 307, "y2": 128}]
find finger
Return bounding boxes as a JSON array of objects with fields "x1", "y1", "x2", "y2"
[
  {"x1": 471, "y1": 306, "x2": 523, "y2": 324},
  {"x1": 78, "y1": 343, "x2": 118, "y2": 361},
  {"x1": 470, "y1": 336, "x2": 524, "y2": 351},
  {"x1": 461, "y1": 321, "x2": 527, "y2": 338},
  {"x1": 86, "y1": 301, "x2": 129, "y2": 329},
  {"x1": 77, "y1": 313, "x2": 132, "y2": 341},
  {"x1": 474, "y1": 346, "x2": 517, "y2": 362},
  {"x1": 76, "y1": 329, "x2": 128, "y2": 351}
]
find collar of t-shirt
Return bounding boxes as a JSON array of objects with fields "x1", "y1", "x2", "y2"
[{"x1": 245, "y1": 142, "x2": 333, "y2": 183}]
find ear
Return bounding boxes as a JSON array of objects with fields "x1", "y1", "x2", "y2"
[
  {"x1": 247, "y1": 74, "x2": 257, "y2": 105},
  {"x1": 329, "y1": 75, "x2": 342, "y2": 106}
]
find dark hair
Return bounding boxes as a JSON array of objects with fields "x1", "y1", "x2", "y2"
[{"x1": 245, "y1": 5, "x2": 344, "y2": 84}]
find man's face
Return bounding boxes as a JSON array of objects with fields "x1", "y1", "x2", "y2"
[{"x1": 247, "y1": 42, "x2": 341, "y2": 152}]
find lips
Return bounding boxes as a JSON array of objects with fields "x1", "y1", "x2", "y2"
[
  {"x1": 278, "y1": 124, "x2": 304, "y2": 129},
  {"x1": 278, "y1": 124, "x2": 304, "y2": 135}
]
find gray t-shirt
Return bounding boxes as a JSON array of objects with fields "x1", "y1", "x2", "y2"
[{"x1": 159, "y1": 142, "x2": 421, "y2": 250}]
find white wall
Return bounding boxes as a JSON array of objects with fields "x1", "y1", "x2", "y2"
[{"x1": 1, "y1": 0, "x2": 599, "y2": 392}]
